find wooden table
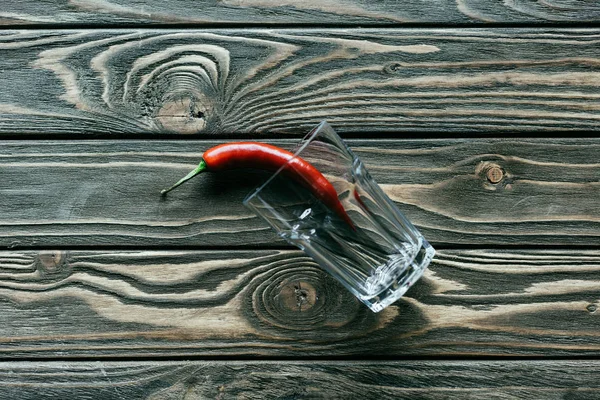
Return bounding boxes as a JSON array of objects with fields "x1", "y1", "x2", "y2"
[{"x1": 1, "y1": 2, "x2": 599, "y2": 398}]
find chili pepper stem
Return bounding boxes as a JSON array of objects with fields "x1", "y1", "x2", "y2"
[{"x1": 161, "y1": 159, "x2": 207, "y2": 196}]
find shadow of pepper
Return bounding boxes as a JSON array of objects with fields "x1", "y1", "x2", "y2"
[{"x1": 200, "y1": 168, "x2": 272, "y2": 198}]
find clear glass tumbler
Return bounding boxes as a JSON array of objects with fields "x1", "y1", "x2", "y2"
[{"x1": 244, "y1": 121, "x2": 435, "y2": 312}]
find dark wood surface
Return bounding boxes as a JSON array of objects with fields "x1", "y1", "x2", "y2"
[
  {"x1": 1, "y1": 1, "x2": 598, "y2": 397},
  {"x1": 1, "y1": 29, "x2": 600, "y2": 136},
  {"x1": 1, "y1": 139, "x2": 598, "y2": 248},
  {"x1": 0, "y1": 361, "x2": 597, "y2": 399},
  {"x1": 2, "y1": 1, "x2": 600, "y2": 25},
  {"x1": 0, "y1": 249, "x2": 597, "y2": 358}
]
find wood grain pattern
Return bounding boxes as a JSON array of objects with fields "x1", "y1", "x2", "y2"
[
  {"x1": 2, "y1": 0, "x2": 600, "y2": 25},
  {"x1": 0, "y1": 249, "x2": 597, "y2": 357},
  {"x1": 0, "y1": 360, "x2": 598, "y2": 399},
  {"x1": 2, "y1": 29, "x2": 600, "y2": 136},
  {"x1": 1, "y1": 139, "x2": 598, "y2": 248}
]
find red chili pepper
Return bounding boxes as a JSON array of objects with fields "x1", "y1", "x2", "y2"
[{"x1": 161, "y1": 142, "x2": 355, "y2": 229}]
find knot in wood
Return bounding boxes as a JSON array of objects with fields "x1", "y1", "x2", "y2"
[
  {"x1": 384, "y1": 62, "x2": 402, "y2": 74},
  {"x1": 155, "y1": 96, "x2": 212, "y2": 134},
  {"x1": 244, "y1": 260, "x2": 379, "y2": 339},
  {"x1": 587, "y1": 304, "x2": 597, "y2": 313},
  {"x1": 269, "y1": 272, "x2": 325, "y2": 320},
  {"x1": 36, "y1": 251, "x2": 68, "y2": 276},
  {"x1": 280, "y1": 282, "x2": 317, "y2": 312},
  {"x1": 486, "y1": 166, "x2": 504, "y2": 184}
]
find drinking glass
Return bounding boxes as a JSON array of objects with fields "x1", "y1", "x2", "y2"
[{"x1": 243, "y1": 121, "x2": 435, "y2": 312}]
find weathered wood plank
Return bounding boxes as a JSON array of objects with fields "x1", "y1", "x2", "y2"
[
  {"x1": 0, "y1": 249, "x2": 597, "y2": 357},
  {"x1": 1, "y1": 139, "x2": 598, "y2": 247},
  {"x1": 2, "y1": 0, "x2": 600, "y2": 25},
  {"x1": 0, "y1": 360, "x2": 598, "y2": 399},
  {"x1": 2, "y1": 29, "x2": 600, "y2": 136}
]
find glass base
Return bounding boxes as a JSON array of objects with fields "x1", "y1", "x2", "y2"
[{"x1": 360, "y1": 240, "x2": 435, "y2": 313}]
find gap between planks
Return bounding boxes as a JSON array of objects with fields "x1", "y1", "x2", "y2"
[
  {"x1": 5, "y1": 22, "x2": 600, "y2": 30},
  {"x1": 3, "y1": 132, "x2": 600, "y2": 141},
  {"x1": 4, "y1": 354, "x2": 600, "y2": 363}
]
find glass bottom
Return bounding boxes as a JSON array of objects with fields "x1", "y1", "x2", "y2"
[{"x1": 360, "y1": 240, "x2": 435, "y2": 313}]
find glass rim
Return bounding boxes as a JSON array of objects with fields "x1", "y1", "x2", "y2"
[{"x1": 242, "y1": 120, "x2": 332, "y2": 207}]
